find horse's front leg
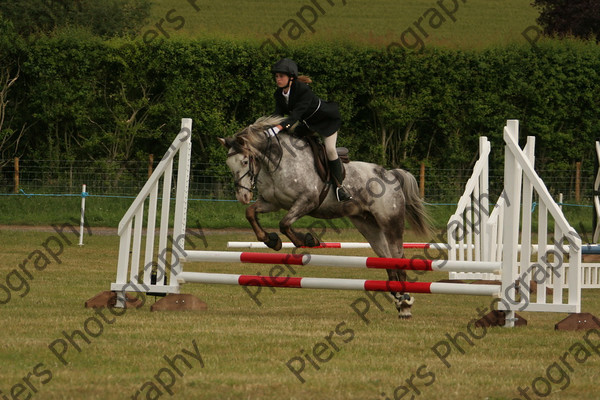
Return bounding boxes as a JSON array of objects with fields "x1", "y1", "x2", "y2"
[
  {"x1": 279, "y1": 197, "x2": 321, "y2": 248},
  {"x1": 245, "y1": 199, "x2": 282, "y2": 250}
]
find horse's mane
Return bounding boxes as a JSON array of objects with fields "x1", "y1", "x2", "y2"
[{"x1": 233, "y1": 115, "x2": 286, "y2": 158}]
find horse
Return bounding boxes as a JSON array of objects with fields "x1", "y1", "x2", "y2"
[{"x1": 218, "y1": 116, "x2": 430, "y2": 318}]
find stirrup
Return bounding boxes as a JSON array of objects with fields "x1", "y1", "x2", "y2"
[{"x1": 335, "y1": 186, "x2": 352, "y2": 202}]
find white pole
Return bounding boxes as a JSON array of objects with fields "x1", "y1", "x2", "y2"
[
  {"x1": 558, "y1": 193, "x2": 563, "y2": 210},
  {"x1": 79, "y1": 184, "x2": 87, "y2": 246}
]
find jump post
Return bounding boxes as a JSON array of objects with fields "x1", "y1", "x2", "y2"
[{"x1": 85, "y1": 118, "x2": 598, "y2": 329}]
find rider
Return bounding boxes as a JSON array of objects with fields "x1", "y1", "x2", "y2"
[{"x1": 265, "y1": 58, "x2": 352, "y2": 202}]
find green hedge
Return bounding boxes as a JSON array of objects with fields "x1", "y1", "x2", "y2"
[{"x1": 3, "y1": 31, "x2": 600, "y2": 182}]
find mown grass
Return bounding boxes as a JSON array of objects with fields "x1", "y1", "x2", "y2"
[
  {"x1": 1, "y1": 229, "x2": 599, "y2": 400},
  {"x1": 146, "y1": 0, "x2": 540, "y2": 49}
]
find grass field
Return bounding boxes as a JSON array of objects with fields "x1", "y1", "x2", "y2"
[
  {"x1": 1, "y1": 229, "x2": 599, "y2": 400},
  {"x1": 147, "y1": 0, "x2": 540, "y2": 49}
]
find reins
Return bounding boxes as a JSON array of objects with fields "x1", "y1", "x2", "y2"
[{"x1": 262, "y1": 132, "x2": 283, "y2": 172}]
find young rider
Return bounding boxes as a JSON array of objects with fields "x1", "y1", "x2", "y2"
[{"x1": 265, "y1": 58, "x2": 352, "y2": 202}]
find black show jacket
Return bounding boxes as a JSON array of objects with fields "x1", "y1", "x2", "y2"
[{"x1": 273, "y1": 80, "x2": 341, "y2": 137}]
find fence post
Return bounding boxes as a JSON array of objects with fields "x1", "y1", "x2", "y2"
[
  {"x1": 558, "y1": 193, "x2": 563, "y2": 210},
  {"x1": 148, "y1": 154, "x2": 154, "y2": 179},
  {"x1": 575, "y1": 161, "x2": 581, "y2": 203},
  {"x1": 79, "y1": 184, "x2": 87, "y2": 246},
  {"x1": 419, "y1": 162, "x2": 425, "y2": 199},
  {"x1": 14, "y1": 157, "x2": 19, "y2": 193}
]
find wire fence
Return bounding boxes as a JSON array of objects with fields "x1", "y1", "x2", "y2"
[{"x1": 0, "y1": 158, "x2": 596, "y2": 204}]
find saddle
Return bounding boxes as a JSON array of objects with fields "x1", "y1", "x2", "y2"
[{"x1": 303, "y1": 135, "x2": 350, "y2": 183}]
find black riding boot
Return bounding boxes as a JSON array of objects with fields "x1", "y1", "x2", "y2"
[{"x1": 328, "y1": 158, "x2": 352, "y2": 202}]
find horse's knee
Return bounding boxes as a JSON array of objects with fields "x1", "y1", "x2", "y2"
[{"x1": 245, "y1": 204, "x2": 257, "y2": 219}]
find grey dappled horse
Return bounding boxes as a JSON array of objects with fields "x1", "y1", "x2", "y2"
[{"x1": 219, "y1": 116, "x2": 430, "y2": 318}]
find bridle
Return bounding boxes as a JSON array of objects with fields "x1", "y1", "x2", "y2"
[{"x1": 227, "y1": 150, "x2": 259, "y2": 194}]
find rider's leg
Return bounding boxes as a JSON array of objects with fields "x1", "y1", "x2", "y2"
[
  {"x1": 324, "y1": 132, "x2": 339, "y2": 161},
  {"x1": 324, "y1": 132, "x2": 352, "y2": 201}
]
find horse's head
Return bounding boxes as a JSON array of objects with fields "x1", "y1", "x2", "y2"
[
  {"x1": 219, "y1": 116, "x2": 286, "y2": 204},
  {"x1": 218, "y1": 134, "x2": 255, "y2": 204}
]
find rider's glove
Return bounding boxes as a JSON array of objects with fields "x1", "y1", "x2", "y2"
[{"x1": 265, "y1": 126, "x2": 280, "y2": 137}]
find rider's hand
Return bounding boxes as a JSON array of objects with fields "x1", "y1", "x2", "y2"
[{"x1": 265, "y1": 126, "x2": 281, "y2": 137}]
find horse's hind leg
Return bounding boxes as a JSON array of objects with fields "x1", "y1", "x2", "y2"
[
  {"x1": 246, "y1": 199, "x2": 282, "y2": 250},
  {"x1": 351, "y1": 210, "x2": 414, "y2": 319},
  {"x1": 377, "y1": 207, "x2": 416, "y2": 319},
  {"x1": 348, "y1": 215, "x2": 391, "y2": 257},
  {"x1": 387, "y1": 271, "x2": 414, "y2": 319},
  {"x1": 349, "y1": 215, "x2": 413, "y2": 319}
]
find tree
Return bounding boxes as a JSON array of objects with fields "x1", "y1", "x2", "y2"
[
  {"x1": 532, "y1": 0, "x2": 600, "y2": 39},
  {"x1": 0, "y1": 18, "x2": 28, "y2": 167}
]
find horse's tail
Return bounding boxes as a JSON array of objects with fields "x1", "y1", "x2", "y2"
[{"x1": 391, "y1": 169, "x2": 431, "y2": 238}]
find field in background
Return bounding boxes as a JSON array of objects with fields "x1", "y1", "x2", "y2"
[
  {"x1": 1, "y1": 229, "x2": 599, "y2": 400},
  {"x1": 148, "y1": 0, "x2": 540, "y2": 49}
]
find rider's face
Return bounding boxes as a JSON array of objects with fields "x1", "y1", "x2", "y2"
[{"x1": 275, "y1": 73, "x2": 291, "y2": 88}]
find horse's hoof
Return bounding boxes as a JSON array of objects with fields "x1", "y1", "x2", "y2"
[
  {"x1": 397, "y1": 304, "x2": 413, "y2": 319},
  {"x1": 265, "y1": 232, "x2": 282, "y2": 251},
  {"x1": 304, "y1": 232, "x2": 320, "y2": 247},
  {"x1": 394, "y1": 293, "x2": 414, "y2": 319}
]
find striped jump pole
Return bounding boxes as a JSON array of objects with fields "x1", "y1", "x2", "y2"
[
  {"x1": 229, "y1": 242, "x2": 561, "y2": 255},
  {"x1": 227, "y1": 241, "x2": 460, "y2": 250},
  {"x1": 177, "y1": 272, "x2": 501, "y2": 296},
  {"x1": 183, "y1": 250, "x2": 500, "y2": 273},
  {"x1": 228, "y1": 241, "x2": 373, "y2": 249}
]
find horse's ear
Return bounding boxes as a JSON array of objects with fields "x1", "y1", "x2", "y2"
[
  {"x1": 218, "y1": 137, "x2": 230, "y2": 148},
  {"x1": 235, "y1": 136, "x2": 246, "y2": 146}
]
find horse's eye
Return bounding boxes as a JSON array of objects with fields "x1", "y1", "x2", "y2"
[{"x1": 242, "y1": 160, "x2": 249, "y2": 166}]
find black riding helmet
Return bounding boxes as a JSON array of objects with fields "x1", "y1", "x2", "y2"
[{"x1": 271, "y1": 58, "x2": 298, "y2": 78}]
